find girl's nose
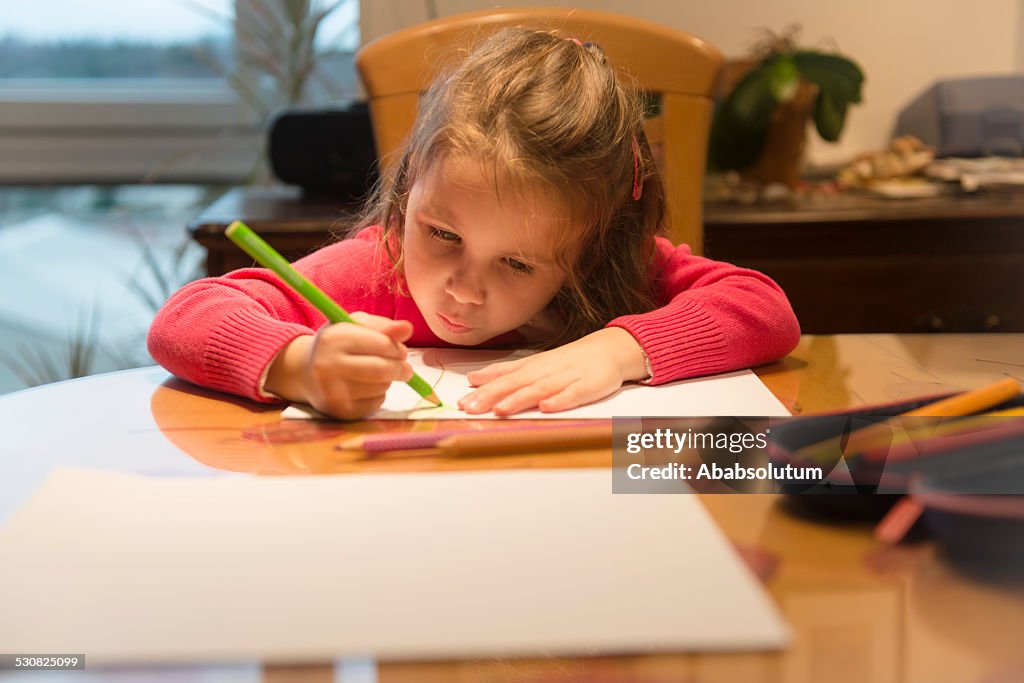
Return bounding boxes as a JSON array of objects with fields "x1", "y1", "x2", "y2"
[{"x1": 445, "y1": 267, "x2": 485, "y2": 305}]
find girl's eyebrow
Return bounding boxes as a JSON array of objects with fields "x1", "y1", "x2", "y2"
[
  {"x1": 417, "y1": 200, "x2": 459, "y2": 229},
  {"x1": 525, "y1": 255, "x2": 556, "y2": 267}
]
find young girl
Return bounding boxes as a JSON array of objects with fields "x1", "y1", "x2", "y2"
[{"x1": 148, "y1": 27, "x2": 800, "y2": 420}]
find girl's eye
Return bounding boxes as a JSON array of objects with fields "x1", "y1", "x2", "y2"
[
  {"x1": 428, "y1": 226, "x2": 460, "y2": 243},
  {"x1": 503, "y1": 257, "x2": 533, "y2": 275}
]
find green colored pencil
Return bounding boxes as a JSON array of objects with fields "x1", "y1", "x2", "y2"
[{"x1": 225, "y1": 220, "x2": 441, "y2": 407}]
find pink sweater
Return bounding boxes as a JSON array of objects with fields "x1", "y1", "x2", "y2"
[{"x1": 148, "y1": 227, "x2": 800, "y2": 402}]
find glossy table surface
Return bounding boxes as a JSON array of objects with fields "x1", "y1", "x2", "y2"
[{"x1": 2, "y1": 334, "x2": 1023, "y2": 683}]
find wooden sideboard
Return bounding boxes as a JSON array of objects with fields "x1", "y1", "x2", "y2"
[
  {"x1": 188, "y1": 186, "x2": 359, "y2": 276},
  {"x1": 189, "y1": 187, "x2": 1024, "y2": 333},
  {"x1": 704, "y1": 192, "x2": 1024, "y2": 333}
]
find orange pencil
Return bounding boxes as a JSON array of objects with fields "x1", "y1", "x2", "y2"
[
  {"x1": 798, "y1": 377, "x2": 1021, "y2": 463},
  {"x1": 869, "y1": 405, "x2": 1024, "y2": 457},
  {"x1": 436, "y1": 423, "x2": 613, "y2": 457}
]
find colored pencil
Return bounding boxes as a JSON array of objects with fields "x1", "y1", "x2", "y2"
[
  {"x1": 338, "y1": 421, "x2": 611, "y2": 455},
  {"x1": 797, "y1": 377, "x2": 1021, "y2": 463},
  {"x1": 225, "y1": 220, "x2": 441, "y2": 407},
  {"x1": 436, "y1": 422, "x2": 612, "y2": 456},
  {"x1": 869, "y1": 396, "x2": 1022, "y2": 544},
  {"x1": 338, "y1": 430, "x2": 462, "y2": 452},
  {"x1": 874, "y1": 497, "x2": 924, "y2": 544},
  {"x1": 861, "y1": 406, "x2": 1024, "y2": 462}
]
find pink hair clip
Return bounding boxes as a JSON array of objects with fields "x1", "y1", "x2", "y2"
[{"x1": 631, "y1": 136, "x2": 643, "y2": 201}]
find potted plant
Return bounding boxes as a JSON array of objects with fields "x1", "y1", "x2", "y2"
[{"x1": 707, "y1": 26, "x2": 865, "y2": 187}]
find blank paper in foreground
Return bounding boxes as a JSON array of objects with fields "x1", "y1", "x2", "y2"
[{"x1": 0, "y1": 467, "x2": 789, "y2": 665}]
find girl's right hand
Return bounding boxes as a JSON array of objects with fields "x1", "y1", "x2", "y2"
[{"x1": 265, "y1": 312, "x2": 414, "y2": 420}]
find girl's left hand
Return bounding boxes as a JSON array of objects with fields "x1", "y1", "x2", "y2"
[{"x1": 459, "y1": 328, "x2": 649, "y2": 416}]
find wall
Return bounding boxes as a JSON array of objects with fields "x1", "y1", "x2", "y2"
[{"x1": 361, "y1": 0, "x2": 1023, "y2": 167}]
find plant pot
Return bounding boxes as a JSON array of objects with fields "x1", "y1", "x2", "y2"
[{"x1": 740, "y1": 80, "x2": 818, "y2": 188}]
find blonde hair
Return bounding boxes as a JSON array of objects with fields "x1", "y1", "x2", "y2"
[{"x1": 359, "y1": 26, "x2": 664, "y2": 348}]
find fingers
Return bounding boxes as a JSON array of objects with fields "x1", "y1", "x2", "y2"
[
  {"x1": 350, "y1": 311, "x2": 413, "y2": 346},
  {"x1": 460, "y1": 363, "x2": 540, "y2": 412},
  {"x1": 466, "y1": 357, "x2": 528, "y2": 387},
  {"x1": 303, "y1": 316, "x2": 416, "y2": 420},
  {"x1": 461, "y1": 368, "x2": 578, "y2": 416},
  {"x1": 308, "y1": 369, "x2": 399, "y2": 421},
  {"x1": 537, "y1": 381, "x2": 589, "y2": 413},
  {"x1": 492, "y1": 375, "x2": 582, "y2": 416},
  {"x1": 319, "y1": 354, "x2": 413, "y2": 384},
  {"x1": 312, "y1": 327, "x2": 412, "y2": 379},
  {"x1": 317, "y1": 321, "x2": 407, "y2": 358},
  {"x1": 316, "y1": 391, "x2": 390, "y2": 421},
  {"x1": 458, "y1": 342, "x2": 625, "y2": 416}
]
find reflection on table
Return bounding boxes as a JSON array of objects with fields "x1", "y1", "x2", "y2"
[{"x1": 1, "y1": 333, "x2": 1022, "y2": 683}]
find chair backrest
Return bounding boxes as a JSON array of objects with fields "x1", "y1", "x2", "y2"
[{"x1": 356, "y1": 7, "x2": 722, "y2": 253}]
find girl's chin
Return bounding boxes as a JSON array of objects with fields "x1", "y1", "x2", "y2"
[{"x1": 436, "y1": 330, "x2": 488, "y2": 346}]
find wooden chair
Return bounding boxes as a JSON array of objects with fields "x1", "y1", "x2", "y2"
[{"x1": 356, "y1": 7, "x2": 722, "y2": 253}]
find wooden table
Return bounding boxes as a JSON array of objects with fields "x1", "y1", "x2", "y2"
[{"x1": 2, "y1": 334, "x2": 1023, "y2": 682}]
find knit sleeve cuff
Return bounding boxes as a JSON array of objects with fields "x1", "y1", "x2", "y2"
[
  {"x1": 606, "y1": 298, "x2": 729, "y2": 385},
  {"x1": 204, "y1": 308, "x2": 315, "y2": 402}
]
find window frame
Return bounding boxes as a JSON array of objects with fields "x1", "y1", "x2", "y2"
[{"x1": 0, "y1": 79, "x2": 262, "y2": 183}]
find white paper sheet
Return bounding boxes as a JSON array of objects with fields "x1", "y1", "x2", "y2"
[
  {"x1": 0, "y1": 467, "x2": 789, "y2": 665},
  {"x1": 282, "y1": 348, "x2": 790, "y2": 420}
]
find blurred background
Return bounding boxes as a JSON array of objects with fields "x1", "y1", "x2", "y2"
[{"x1": 1, "y1": 0, "x2": 1022, "y2": 394}]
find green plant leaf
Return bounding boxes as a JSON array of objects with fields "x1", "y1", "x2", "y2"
[
  {"x1": 795, "y1": 52, "x2": 864, "y2": 142},
  {"x1": 792, "y1": 51, "x2": 864, "y2": 104},
  {"x1": 708, "y1": 39, "x2": 865, "y2": 172},
  {"x1": 708, "y1": 61, "x2": 778, "y2": 170},
  {"x1": 769, "y1": 55, "x2": 799, "y2": 102},
  {"x1": 813, "y1": 89, "x2": 848, "y2": 141}
]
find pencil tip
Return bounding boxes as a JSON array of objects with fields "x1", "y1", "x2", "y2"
[
  {"x1": 335, "y1": 436, "x2": 363, "y2": 450},
  {"x1": 425, "y1": 392, "x2": 443, "y2": 407}
]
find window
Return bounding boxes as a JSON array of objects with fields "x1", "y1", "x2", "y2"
[
  {"x1": 0, "y1": 1, "x2": 360, "y2": 183},
  {"x1": 0, "y1": 1, "x2": 232, "y2": 80}
]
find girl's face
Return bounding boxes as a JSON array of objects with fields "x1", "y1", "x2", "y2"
[{"x1": 402, "y1": 156, "x2": 569, "y2": 346}]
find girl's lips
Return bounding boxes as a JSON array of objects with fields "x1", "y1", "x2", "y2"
[{"x1": 437, "y1": 311, "x2": 473, "y2": 334}]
